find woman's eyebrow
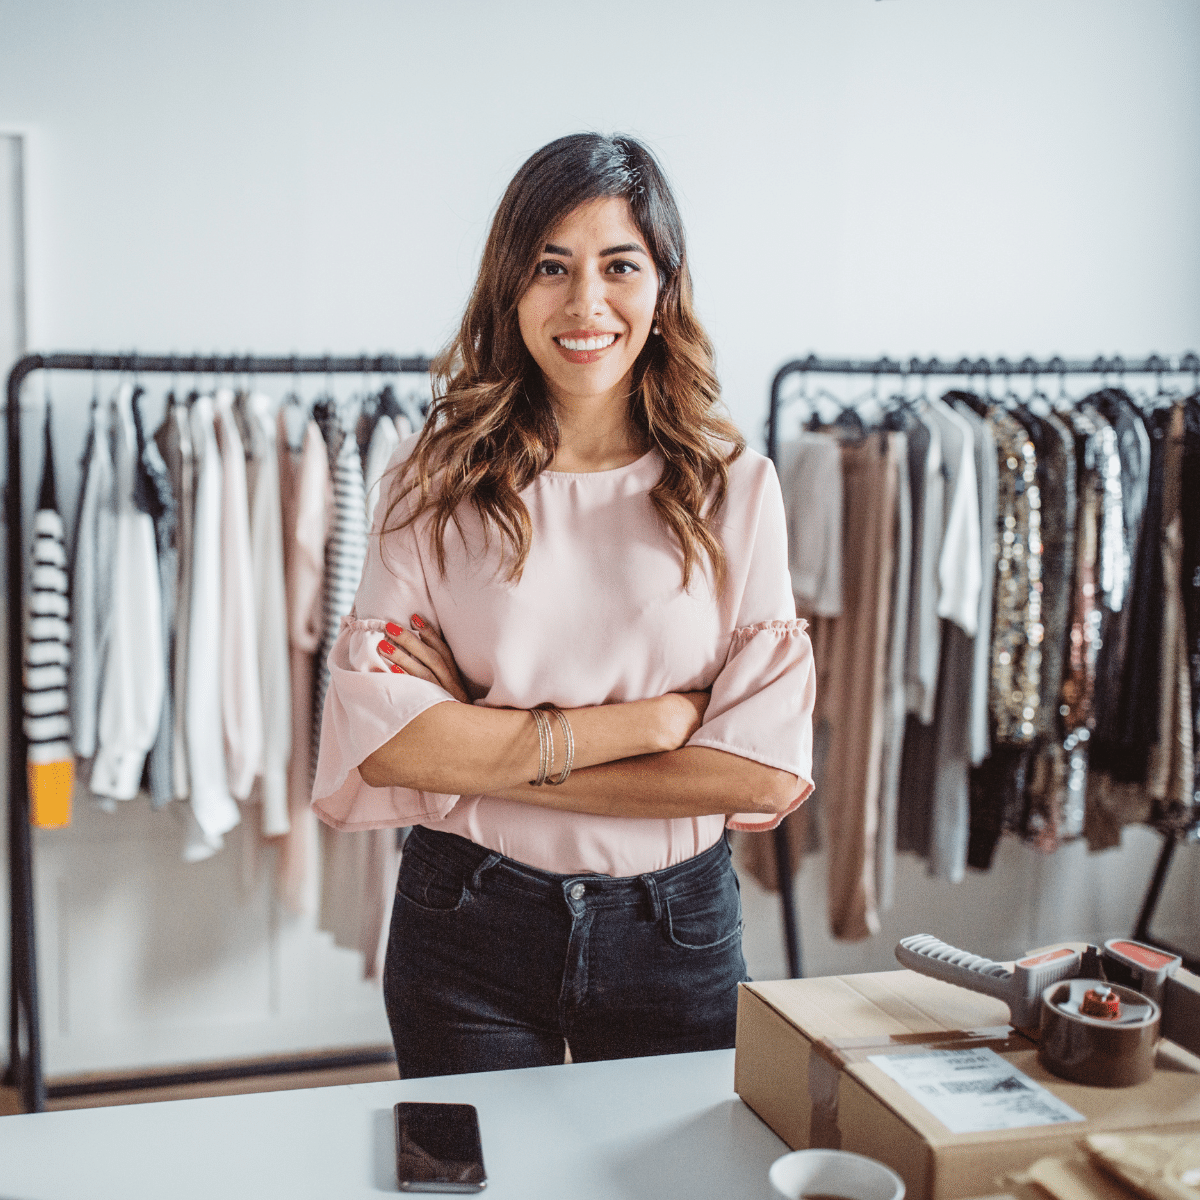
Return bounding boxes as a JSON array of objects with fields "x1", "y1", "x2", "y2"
[{"x1": 540, "y1": 242, "x2": 647, "y2": 257}]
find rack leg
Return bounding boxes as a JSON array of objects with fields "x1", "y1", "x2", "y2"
[
  {"x1": 772, "y1": 823, "x2": 803, "y2": 978},
  {"x1": 1134, "y1": 830, "x2": 1178, "y2": 945}
]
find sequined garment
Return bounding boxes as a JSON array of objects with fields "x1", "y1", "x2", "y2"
[
  {"x1": 1059, "y1": 405, "x2": 1104, "y2": 733},
  {"x1": 1025, "y1": 405, "x2": 1103, "y2": 851},
  {"x1": 989, "y1": 411, "x2": 1042, "y2": 743}
]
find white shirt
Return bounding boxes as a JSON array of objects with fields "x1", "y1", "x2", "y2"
[
  {"x1": 185, "y1": 396, "x2": 241, "y2": 859},
  {"x1": 90, "y1": 386, "x2": 165, "y2": 801}
]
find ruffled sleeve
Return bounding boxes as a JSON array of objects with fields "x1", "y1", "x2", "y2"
[
  {"x1": 685, "y1": 452, "x2": 816, "y2": 831},
  {"x1": 689, "y1": 619, "x2": 815, "y2": 831},
  {"x1": 311, "y1": 440, "x2": 459, "y2": 831},
  {"x1": 310, "y1": 614, "x2": 458, "y2": 830}
]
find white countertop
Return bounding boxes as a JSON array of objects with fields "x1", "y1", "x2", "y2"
[{"x1": 0, "y1": 1048, "x2": 788, "y2": 1199}]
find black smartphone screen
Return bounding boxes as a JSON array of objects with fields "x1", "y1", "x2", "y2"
[{"x1": 394, "y1": 1102, "x2": 487, "y2": 1193}]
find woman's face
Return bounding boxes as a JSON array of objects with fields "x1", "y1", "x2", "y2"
[{"x1": 517, "y1": 196, "x2": 660, "y2": 412}]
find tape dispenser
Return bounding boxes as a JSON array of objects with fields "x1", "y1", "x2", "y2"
[{"x1": 896, "y1": 934, "x2": 1200, "y2": 1087}]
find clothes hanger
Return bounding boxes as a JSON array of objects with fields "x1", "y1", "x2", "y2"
[{"x1": 951, "y1": 358, "x2": 994, "y2": 418}]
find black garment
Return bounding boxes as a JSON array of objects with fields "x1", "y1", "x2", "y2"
[
  {"x1": 1014, "y1": 405, "x2": 1076, "y2": 742},
  {"x1": 130, "y1": 387, "x2": 177, "y2": 809},
  {"x1": 1088, "y1": 390, "x2": 1152, "y2": 754},
  {"x1": 967, "y1": 745, "x2": 1034, "y2": 870},
  {"x1": 1088, "y1": 393, "x2": 1164, "y2": 783}
]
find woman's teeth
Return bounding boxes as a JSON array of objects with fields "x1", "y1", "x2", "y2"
[{"x1": 556, "y1": 334, "x2": 617, "y2": 352}]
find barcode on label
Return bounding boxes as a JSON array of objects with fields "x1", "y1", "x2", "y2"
[{"x1": 941, "y1": 1077, "x2": 1031, "y2": 1095}]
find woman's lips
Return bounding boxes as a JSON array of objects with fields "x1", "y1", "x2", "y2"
[{"x1": 553, "y1": 332, "x2": 620, "y2": 364}]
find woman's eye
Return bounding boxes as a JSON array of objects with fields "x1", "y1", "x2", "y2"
[
  {"x1": 535, "y1": 260, "x2": 567, "y2": 276},
  {"x1": 607, "y1": 260, "x2": 639, "y2": 275}
]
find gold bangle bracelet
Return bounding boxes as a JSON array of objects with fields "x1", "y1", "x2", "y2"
[
  {"x1": 529, "y1": 708, "x2": 550, "y2": 786},
  {"x1": 545, "y1": 705, "x2": 574, "y2": 786}
]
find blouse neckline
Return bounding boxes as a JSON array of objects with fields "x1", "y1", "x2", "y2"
[{"x1": 537, "y1": 448, "x2": 660, "y2": 481}]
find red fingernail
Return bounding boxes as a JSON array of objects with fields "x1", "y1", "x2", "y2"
[
  {"x1": 390, "y1": 664, "x2": 404, "y2": 674},
  {"x1": 385, "y1": 623, "x2": 403, "y2": 637},
  {"x1": 411, "y1": 614, "x2": 426, "y2": 629},
  {"x1": 377, "y1": 640, "x2": 393, "y2": 656}
]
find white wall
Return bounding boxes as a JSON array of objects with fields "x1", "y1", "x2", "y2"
[
  {"x1": 3, "y1": 0, "x2": 1198, "y2": 430},
  {"x1": 1, "y1": 0, "x2": 1198, "y2": 1067}
]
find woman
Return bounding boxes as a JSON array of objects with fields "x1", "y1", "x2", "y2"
[{"x1": 312, "y1": 133, "x2": 815, "y2": 1078}]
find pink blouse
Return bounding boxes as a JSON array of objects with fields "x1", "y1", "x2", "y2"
[{"x1": 311, "y1": 439, "x2": 815, "y2": 877}]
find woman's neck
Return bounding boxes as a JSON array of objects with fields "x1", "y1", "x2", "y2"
[{"x1": 547, "y1": 387, "x2": 647, "y2": 473}]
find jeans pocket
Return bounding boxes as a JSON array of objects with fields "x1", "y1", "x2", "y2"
[
  {"x1": 396, "y1": 848, "x2": 469, "y2": 913},
  {"x1": 663, "y1": 865, "x2": 743, "y2": 951}
]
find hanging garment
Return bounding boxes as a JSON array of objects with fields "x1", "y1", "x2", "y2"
[
  {"x1": 988, "y1": 409, "x2": 1043, "y2": 743},
  {"x1": 947, "y1": 397, "x2": 998, "y2": 767},
  {"x1": 69, "y1": 399, "x2": 115, "y2": 765},
  {"x1": 1058, "y1": 404, "x2": 1105, "y2": 735},
  {"x1": 214, "y1": 389, "x2": 263, "y2": 801},
  {"x1": 312, "y1": 397, "x2": 390, "y2": 976},
  {"x1": 89, "y1": 386, "x2": 164, "y2": 803},
  {"x1": 1018, "y1": 406, "x2": 1077, "y2": 853},
  {"x1": 932, "y1": 397, "x2": 982, "y2": 637},
  {"x1": 966, "y1": 408, "x2": 1042, "y2": 870},
  {"x1": 154, "y1": 394, "x2": 196, "y2": 802},
  {"x1": 1178, "y1": 394, "x2": 1200, "y2": 825},
  {"x1": 740, "y1": 429, "x2": 844, "y2": 895},
  {"x1": 903, "y1": 409, "x2": 944, "y2": 723},
  {"x1": 130, "y1": 388, "x2": 177, "y2": 810},
  {"x1": 778, "y1": 432, "x2": 844, "y2": 617},
  {"x1": 1147, "y1": 402, "x2": 1194, "y2": 815},
  {"x1": 318, "y1": 816, "x2": 400, "y2": 980},
  {"x1": 1090, "y1": 394, "x2": 1165, "y2": 784},
  {"x1": 1089, "y1": 389, "x2": 1151, "y2": 752},
  {"x1": 1025, "y1": 403, "x2": 1102, "y2": 852},
  {"x1": 926, "y1": 398, "x2": 985, "y2": 882},
  {"x1": 875, "y1": 428, "x2": 911, "y2": 910},
  {"x1": 819, "y1": 433, "x2": 900, "y2": 940},
  {"x1": 25, "y1": 403, "x2": 73, "y2": 828},
  {"x1": 364, "y1": 405, "x2": 402, "y2": 525},
  {"x1": 184, "y1": 395, "x2": 240, "y2": 860},
  {"x1": 312, "y1": 399, "x2": 368, "y2": 763},
  {"x1": 1084, "y1": 391, "x2": 1157, "y2": 848},
  {"x1": 895, "y1": 397, "x2": 981, "y2": 876},
  {"x1": 243, "y1": 391, "x2": 291, "y2": 835},
  {"x1": 276, "y1": 411, "x2": 331, "y2": 915}
]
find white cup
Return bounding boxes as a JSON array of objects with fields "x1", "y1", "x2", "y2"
[{"x1": 769, "y1": 1149, "x2": 905, "y2": 1200}]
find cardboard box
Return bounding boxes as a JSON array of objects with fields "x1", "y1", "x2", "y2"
[{"x1": 734, "y1": 970, "x2": 1200, "y2": 1200}]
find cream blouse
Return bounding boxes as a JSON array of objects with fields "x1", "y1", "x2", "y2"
[{"x1": 312, "y1": 438, "x2": 815, "y2": 877}]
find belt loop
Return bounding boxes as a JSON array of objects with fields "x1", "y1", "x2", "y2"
[
  {"x1": 640, "y1": 873, "x2": 663, "y2": 922},
  {"x1": 471, "y1": 853, "x2": 502, "y2": 891}
]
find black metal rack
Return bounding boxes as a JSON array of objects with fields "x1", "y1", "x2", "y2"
[
  {"x1": 5, "y1": 352, "x2": 431, "y2": 1114},
  {"x1": 764, "y1": 351, "x2": 1200, "y2": 981}
]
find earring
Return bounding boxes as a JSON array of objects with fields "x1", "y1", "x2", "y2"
[{"x1": 652, "y1": 323, "x2": 661, "y2": 336}]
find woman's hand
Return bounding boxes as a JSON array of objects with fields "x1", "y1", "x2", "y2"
[{"x1": 376, "y1": 615, "x2": 471, "y2": 704}]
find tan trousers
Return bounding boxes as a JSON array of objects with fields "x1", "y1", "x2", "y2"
[{"x1": 819, "y1": 436, "x2": 900, "y2": 940}]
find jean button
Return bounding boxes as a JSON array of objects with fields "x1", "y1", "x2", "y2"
[{"x1": 569, "y1": 882, "x2": 586, "y2": 901}]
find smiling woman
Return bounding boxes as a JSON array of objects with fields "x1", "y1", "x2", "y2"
[{"x1": 310, "y1": 133, "x2": 816, "y2": 1080}]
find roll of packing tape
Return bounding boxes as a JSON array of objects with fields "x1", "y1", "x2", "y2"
[{"x1": 1038, "y1": 979, "x2": 1160, "y2": 1087}]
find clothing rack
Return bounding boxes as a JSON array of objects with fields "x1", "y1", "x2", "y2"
[
  {"x1": 765, "y1": 351, "x2": 1200, "y2": 981},
  {"x1": 5, "y1": 351, "x2": 431, "y2": 1114}
]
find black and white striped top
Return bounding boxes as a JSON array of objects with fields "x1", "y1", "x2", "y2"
[
  {"x1": 313, "y1": 400, "x2": 369, "y2": 780},
  {"x1": 25, "y1": 405, "x2": 72, "y2": 769}
]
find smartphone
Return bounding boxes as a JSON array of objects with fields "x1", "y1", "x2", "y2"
[{"x1": 394, "y1": 1101, "x2": 487, "y2": 1193}]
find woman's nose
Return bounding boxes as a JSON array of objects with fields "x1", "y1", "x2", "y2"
[{"x1": 565, "y1": 270, "x2": 606, "y2": 317}]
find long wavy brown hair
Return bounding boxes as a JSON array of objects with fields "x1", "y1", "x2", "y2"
[{"x1": 384, "y1": 132, "x2": 745, "y2": 589}]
